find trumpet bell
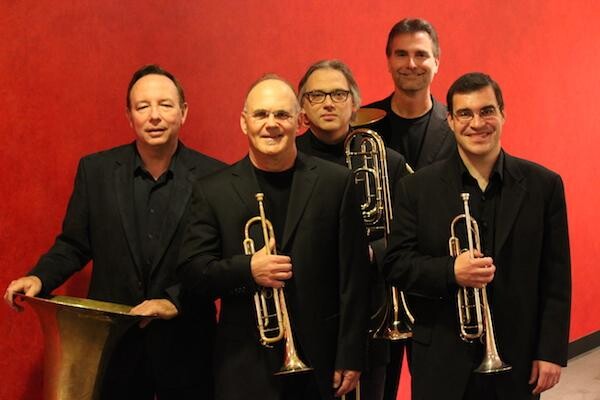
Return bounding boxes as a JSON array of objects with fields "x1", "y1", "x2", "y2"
[{"x1": 474, "y1": 354, "x2": 512, "y2": 374}]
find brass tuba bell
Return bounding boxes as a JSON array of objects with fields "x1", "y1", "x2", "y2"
[{"x1": 15, "y1": 293, "x2": 141, "y2": 399}]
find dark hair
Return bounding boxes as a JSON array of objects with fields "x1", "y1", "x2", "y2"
[
  {"x1": 446, "y1": 72, "x2": 504, "y2": 116},
  {"x1": 297, "y1": 59, "x2": 361, "y2": 108},
  {"x1": 126, "y1": 64, "x2": 185, "y2": 109},
  {"x1": 386, "y1": 18, "x2": 440, "y2": 58}
]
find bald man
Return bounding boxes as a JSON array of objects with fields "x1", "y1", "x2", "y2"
[{"x1": 178, "y1": 75, "x2": 370, "y2": 400}]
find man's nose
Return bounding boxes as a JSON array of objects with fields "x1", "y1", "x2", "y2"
[
  {"x1": 406, "y1": 57, "x2": 417, "y2": 68},
  {"x1": 149, "y1": 106, "x2": 162, "y2": 122},
  {"x1": 469, "y1": 113, "x2": 486, "y2": 128},
  {"x1": 323, "y1": 94, "x2": 335, "y2": 106},
  {"x1": 265, "y1": 112, "x2": 277, "y2": 126}
]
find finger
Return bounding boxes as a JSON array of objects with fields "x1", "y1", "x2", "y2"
[
  {"x1": 332, "y1": 370, "x2": 342, "y2": 389},
  {"x1": 529, "y1": 361, "x2": 539, "y2": 385},
  {"x1": 273, "y1": 272, "x2": 293, "y2": 281},
  {"x1": 268, "y1": 237, "x2": 276, "y2": 252},
  {"x1": 334, "y1": 375, "x2": 353, "y2": 397}
]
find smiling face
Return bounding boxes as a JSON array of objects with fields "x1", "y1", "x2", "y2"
[
  {"x1": 300, "y1": 68, "x2": 357, "y2": 144},
  {"x1": 127, "y1": 74, "x2": 187, "y2": 151},
  {"x1": 387, "y1": 31, "x2": 439, "y2": 94},
  {"x1": 447, "y1": 85, "x2": 505, "y2": 163},
  {"x1": 240, "y1": 79, "x2": 300, "y2": 170}
]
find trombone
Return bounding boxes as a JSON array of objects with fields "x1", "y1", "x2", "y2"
[
  {"x1": 345, "y1": 108, "x2": 414, "y2": 341},
  {"x1": 243, "y1": 193, "x2": 312, "y2": 375},
  {"x1": 449, "y1": 193, "x2": 511, "y2": 374}
]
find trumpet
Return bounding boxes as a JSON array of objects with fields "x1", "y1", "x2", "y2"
[
  {"x1": 243, "y1": 193, "x2": 312, "y2": 375},
  {"x1": 449, "y1": 193, "x2": 511, "y2": 374},
  {"x1": 345, "y1": 111, "x2": 414, "y2": 341}
]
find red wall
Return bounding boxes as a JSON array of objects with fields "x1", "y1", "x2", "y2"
[{"x1": 1, "y1": 1, "x2": 598, "y2": 398}]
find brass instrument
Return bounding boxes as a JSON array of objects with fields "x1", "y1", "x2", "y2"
[
  {"x1": 15, "y1": 293, "x2": 141, "y2": 400},
  {"x1": 449, "y1": 193, "x2": 512, "y2": 374},
  {"x1": 243, "y1": 193, "x2": 312, "y2": 375},
  {"x1": 345, "y1": 108, "x2": 414, "y2": 341}
]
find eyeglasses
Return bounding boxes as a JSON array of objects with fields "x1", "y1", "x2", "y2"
[
  {"x1": 247, "y1": 109, "x2": 295, "y2": 121},
  {"x1": 303, "y1": 90, "x2": 351, "y2": 104},
  {"x1": 453, "y1": 106, "x2": 500, "y2": 123}
]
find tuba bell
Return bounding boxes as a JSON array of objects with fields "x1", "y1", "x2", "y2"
[
  {"x1": 15, "y1": 293, "x2": 141, "y2": 400},
  {"x1": 345, "y1": 108, "x2": 414, "y2": 341},
  {"x1": 449, "y1": 193, "x2": 512, "y2": 374},
  {"x1": 243, "y1": 193, "x2": 312, "y2": 375}
]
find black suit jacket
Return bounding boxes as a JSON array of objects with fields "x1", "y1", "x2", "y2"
[
  {"x1": 365, "y1": 95, "x2": 455, "y2": 170},
  {"x1": 179, "y1": 153, "x2": 370, "y2": 400},
  {"x1": 30, "y1": 141, "x2": 225, "y2": 388},
  {"x1": 296, "y1": 130, "x2": 409, "y2": 368},
  {"x1": 383, "y1": 151, "x2": 571, "y2": 399}
]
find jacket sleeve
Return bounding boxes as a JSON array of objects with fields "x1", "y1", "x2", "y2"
[
  {"x1": 178, "y1": 185, "x2": 255, "y2": 301},
  {"x1": 536, "y1": 175, "x2": 571, "y2": 366},
  {"x1": 383, "y1": 177, "x2": 456, "y2": 299},
  {"x1": 29, "y1": 158, "x2": 92, "y2": 295}
]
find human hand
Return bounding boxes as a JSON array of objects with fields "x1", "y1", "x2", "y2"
[
  {"x1": 332, "y1": 369, "x2": 361, "y2": 397},
  {"x1": 130, "y1": 299, "x2": 179, "y2": 328},
  {"x1": 529, "y1": 360, "x2": 561, "y2": 394},
  {"x1": 250, "y1": 238, "x2": 292, "y2": 288},
  {"x1": 454, "y1": 250, "x2": 495, "y2": 288},
  {"x1": 4, "y1": 276, "x2": 42, "y2": 311}
]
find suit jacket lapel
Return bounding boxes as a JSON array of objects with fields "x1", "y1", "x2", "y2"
[
  {"x1": 231, "y1": 156, "x2": 262, "y2": 216},
  {"x1": 114, "y1": 144, "x2": 144, "y2": 277},
  {"x1": 495, "y1": 153, "x2": 526, "y2": 256},
  {"x1": 281, "y1": 153, "x2": 318, "y2": 249},
  {"x1": 417, "y1": 99, "x2": 449, "y2": 169}
]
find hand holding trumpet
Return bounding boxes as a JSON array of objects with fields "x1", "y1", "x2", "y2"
[
  {"x1": 250, "y1": 237, "x2": 293, "y2": 288},
  {"x1": 453, "y1": 249, "x2": 496, "y2": 289}
]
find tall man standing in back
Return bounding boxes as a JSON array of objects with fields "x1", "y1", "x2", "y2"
[
  {"x1": 4, "y1": 64, "x2": 225, "y2": 400},
  {"x1": 364, "y1": 18, "x2": 456, "y2": 400},
  {"x1": 366, "y1": 18, "x2": 455, "y2": 171}
]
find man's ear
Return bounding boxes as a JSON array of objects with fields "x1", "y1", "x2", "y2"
[
  {"x1": 126, "y1": 108, "x2": 133, "y2": 128},
  {"x1": 240, "y1": 112, "x2": 248, "y2": 135},
  {"x1": 181, "y1": 102, "x2": 189, "y2": 125}
]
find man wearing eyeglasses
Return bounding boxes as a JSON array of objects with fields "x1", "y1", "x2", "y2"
[
  {"x1": 365, "y1": 18, "x2": 455, "y2": 171},
  {"x1": 178, "y1": 75, "x2": 371, "y2": 400},
  {"x1": 296, "y1": 59, "x2": 409, "y2": 400},
  {"x1": 383, "y1": 72, "x2": 571, "y2": 400}
]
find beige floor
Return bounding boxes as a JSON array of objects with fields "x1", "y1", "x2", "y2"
[{"x1": 542, "y1": 347, "x2": 600, "y2": 399}]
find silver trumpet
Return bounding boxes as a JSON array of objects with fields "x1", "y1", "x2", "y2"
[
  {"x1": 243, "y1": 193, "x2": 312, "y2": 375},
  {"x1": 449, "y1": 193, "x2": 512, "y2": 374},
  {"x1": 345, "y1": 108, "x2": 414, "y2": 341}
]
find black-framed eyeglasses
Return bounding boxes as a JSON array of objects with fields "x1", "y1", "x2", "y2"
[
  {"x1": 453, "y1": 105, "x2": 500, "y2": 123},
  {"x1": 247, "y1": 109, "x2": 295, "y2": 121},
  {"x1": 303, "y1": 90, "x2": 351, "y2": 104}
]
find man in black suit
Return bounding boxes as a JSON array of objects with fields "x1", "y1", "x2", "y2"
[
  {"x1": 365, "y1": 18, "x2": 455, "y2": 171},
  {"x1": 296, "y1": 59, "x2": 409, "y2": 400},
  {"x1": 364, "y1": 19, "x2": 456, "y2": 399},
  {"x1": 178, "y1": 75, "x2": 370, "y2": 400},
  {"x1": 4, "y1": 65, "x2": 225, "y2": 400},
  {"x1": 383, "y1": 72, "x2": 571, "y2": 399}
]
